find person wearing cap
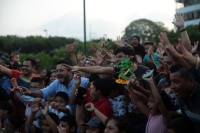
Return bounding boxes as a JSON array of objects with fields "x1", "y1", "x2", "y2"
[{"x1": 82, "y1": 117, "x2": 104, "y2": 133}]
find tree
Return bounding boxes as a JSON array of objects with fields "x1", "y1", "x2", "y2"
[{"x1": 123, "y1": 19, "x2": 168, "y2": 43}]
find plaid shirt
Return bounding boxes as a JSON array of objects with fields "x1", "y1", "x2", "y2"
[{"x1": 179, "y1": 83, "x2": 200, "y2": 133}]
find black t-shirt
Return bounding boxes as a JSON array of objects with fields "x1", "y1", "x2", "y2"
[
  {"x1": 133, "y1": 44, "x2": 146, "y2": 59},
  {"x1": 0, "y1": 87, "x2": 10, "y2": 102}
]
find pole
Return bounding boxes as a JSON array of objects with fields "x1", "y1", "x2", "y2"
[{"x1": 83, "y1": 0, "x2": 87, "y2": 55}]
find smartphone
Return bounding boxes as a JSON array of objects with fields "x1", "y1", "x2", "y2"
[
  {"x1": 75, "y1": 86, "x2": 87, "y2": 105},
  {"x1": 85, "y1": 59, "x2": 90, "y2": 63},
  {"x1": 143, "y1": 69, "x2": 154, "y2": 78}
]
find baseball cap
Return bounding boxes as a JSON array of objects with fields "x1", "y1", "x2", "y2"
[{"x1": 82, "y1": 117, "x2": 102, "y2": 127}]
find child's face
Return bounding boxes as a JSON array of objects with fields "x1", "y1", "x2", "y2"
[
  {"x1": 12, "y1": 55, "x2": 20, "y2": 62},
  {"x1": 144, "y1": 45, "x2": 153, "y2": 54},
  {"x1": 50, "y1": 72, "x2": 57, "y2": 83},
  {"x1": 86, "y1": 126, "x2": 101, "y2": 133},
  {"x1": 30, "y1": 82, "x2": 41, "y2": 91},
  {"x1": 41, "y1": 119, "x2": 52, "y2": 133},
  {"x1": 4, "y1": 120, "x2": 16, "y2": 133},
  {"x1": 90, "y1": 85, "x2": 100, "y2": 101},
  {"x1": 59, "y1": 121, "x2": 74, "y2": 133},
  {"x1": 54, "y1": 96, "x2": 67, "y2": 107},
  {"x1": 147, "y1": 96, "x2": 159, "y2": 115}
]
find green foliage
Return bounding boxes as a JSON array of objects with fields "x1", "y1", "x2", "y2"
[{"x1": 123, "y1": 19, "x2": 168, "y2": 43}]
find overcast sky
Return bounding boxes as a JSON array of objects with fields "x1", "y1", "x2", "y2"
[{"x1": 0, "y1": 0, "x2": 176, "y2": 41}]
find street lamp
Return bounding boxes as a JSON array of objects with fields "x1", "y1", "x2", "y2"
[
  {"x1": 44, "y1": 29, "x2": 48, "y2": 38},
  {"x1": 83, "y1": 0, "x2": 87, "y2": 55}
]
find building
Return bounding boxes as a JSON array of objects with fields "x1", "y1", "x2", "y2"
[{"x1": 175, "y1": 0, "x2": 200, "y2": 27}]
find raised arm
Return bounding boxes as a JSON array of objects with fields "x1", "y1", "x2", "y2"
[
  {"x1": 26, "y1": 102, "x2": 40, "y2": 133},
  {"x1": 0, "y1": 64, "x2": 12, "y2": 78},
  {"x1": 40, "y1": 102, "x2": 58, "y2": 133},
  {"x1": 127, "y1": 76, "x2": 149, "y2": 117},
  {"x1": 142, "y1": 74, "x2": 171, "y2": 126},
  {"x1": 64, "y1": 64, "x2": 116, "y2": 76},
  {"x1": 22, "y1": 87, "x2": 43, "y2": 98},
  {"x1": 158, "y1": 33, "x2": 192, "y2": 69},
  {"x1": 70, "y1": 75, "x2": 81, "y2": 104},
  {"x1": 65, "y1": 42, "x2": 78, "y2": 66},
  {"x1": 84, "y1": 103, "x2": 107, "y2": 125},
  {"x1": 172, "y1": 13, "x2": 191, "y2": 50},
  {"x1": 76, "y1": 104, "x2": 85, "y2": 133}
]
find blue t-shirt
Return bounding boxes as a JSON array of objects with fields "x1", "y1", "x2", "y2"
[
  {"x1": 143, "y1": 53, "x2": 161, "y2": 67},
  {"x1": 41, "y1": 76, "x2": 89, "y2": 115}
]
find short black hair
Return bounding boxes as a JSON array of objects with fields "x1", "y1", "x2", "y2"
[
  {"x1": 42, "y1": 112, "x2": 59, "y2": 125},
  {"x1": 57, "y1": 60, "x2": 72, "y2": 66},
  {"x1": 169, "y1": 63, "x2": 192, "y2": 81},
  {"x1": 0, "y1": 101, "x2": 12, "y2": 114},
  {"x1": 105, "y1": 116, "x2": 131, "y2": 133},
  {"x1": 114, "y1": 46, "x2": 135, "y2": 56},
  {"x1": 8, "y1": 114, "x2": 24, "y2": 128},
  {"x1": 144, "y1": 42, "x2": 154, "y2": 46},
  {"x1": 167, "y1": 117, "x2": 195, "y2": 133},
  {"x1": 54, "y1": 91, "x2": 69, "y2": 103},
  {"x1": 31, "y1": 77, "x2": 43, "y2": 84},
  {"x1": 93, "y1": 78, "x2": 119, "y2": 97},
  {"x1": 24, "y1": 58, "x2": 36, "y2": 67},
  {"x1": 60, "y1": 115, "x2": 77, "y2": 133},
  {"x1": 131, "y1": 35, "x2": 140, "y2": 41}
]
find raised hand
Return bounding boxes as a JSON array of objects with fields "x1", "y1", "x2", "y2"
[
  {"x1": 31, "y1": 101, "x2": 40, "y2": 113},
  {"x1": 65, "y1": 42, "x2": 78, "y2": 53},
  {"x1": 158, "y1": 60, "x2": 169, "y2": 75},
  {"x1": 0, "y1": 60, "x2": 10, "y2": 68},
  {"x1": 114, "y1": 36, "x2": 124, "y2": 47},
  {"x1": 127, "y1": 76, "x2": 137, "y2": 88},
  {"x1": 74, "y1": 74, "x2": 81, "y2": 86},
  {"x1": 77, "y1": 51, "x2": 83, "y2": 61},
  {"x1": 107, "y1": 54, "x2": 117, "y2": 64},
  {"x1": 100, "y1": 37, "x2": 107, "y2": 47},
  {"x1": 57, "y1": 125, "x2": 67, "y2": 133},
  {"x1": 157, "y1": 47, "x2": 165, "y2": 55},
  {"x1": 190, "y1": 41, "x2": 199, "y2": 54},
  {"x1": 172, "y1": 13, "x2": 184, "y2": 30},
  {"x1": 40, "y1": 102, "x2": 49, "y2": 116},
  {"x1": 84, "y1": 102, "x2": 95, "y2": 112},
  {"x1": 90, "y1": 44, "x2": 98, "y2": 53}
]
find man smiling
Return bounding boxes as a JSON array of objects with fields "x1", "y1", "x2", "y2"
[
  {"x1": 169, "y1": 63, "x2": 200, "y2": 132},
  {"x1": 22, "y1": 60, "x2": 89, "y2": 116}
]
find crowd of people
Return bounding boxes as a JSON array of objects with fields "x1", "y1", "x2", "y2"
[{"x1": 0, "y1": 13, "x2": 200, "y2": 133}]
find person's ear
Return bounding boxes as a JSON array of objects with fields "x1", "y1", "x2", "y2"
[
  {"x1": 189, "y1": 77, "x2": 196, "y2": 86},
  {"x1": 3, "y1": 110, "x2": 8, "y2": 115},
  {"x1": 70, "y1": 127, "x2": 75, "y2": 132}
]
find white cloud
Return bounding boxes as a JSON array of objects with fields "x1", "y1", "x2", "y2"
[{"x1": 0, "y1": 0, "x2": 176, "y2": 41}]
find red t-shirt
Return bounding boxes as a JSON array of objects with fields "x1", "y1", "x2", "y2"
[{"x1": 91, "y1": 98, "x2": 113, "y2": 118}]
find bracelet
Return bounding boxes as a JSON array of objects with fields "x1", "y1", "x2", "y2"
[{"x1": 179, "y1": 28, "x2": 186, "y2": 33}]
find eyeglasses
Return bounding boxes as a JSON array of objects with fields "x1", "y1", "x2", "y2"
[{"x1": 21, "y1": 65, "x2": 30, "y2": 68}]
